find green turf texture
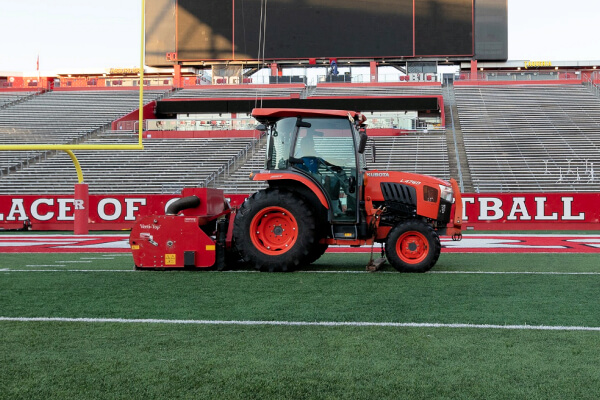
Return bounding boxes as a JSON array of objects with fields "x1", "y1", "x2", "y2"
[{"x1": 2, "y1": 252, "x2": 600, "y2": 399}]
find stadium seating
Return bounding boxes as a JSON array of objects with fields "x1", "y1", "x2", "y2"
[
  {"x1": 171, "y1": 85, "x2": 306, "y2": 99},
  {"x1": 213, "y1": 133, "x2": 450, "y2": 194},
  {"x1": 308, "y1": 84, "x2": 443, "y2": 97},
  {"x1": 0, "y1": 91, "x2": 39, "y2": 108},
  {"x1": 0, "y1": 135, "x2": 258, "y2": 194},
  {"x1": 0, "y1": 89, "x2": 169, "y2": 176},
  {"x1": 368, "y1": 135, "x2": 450, "y2": 180},
  {"x1": 454, "y1": 84, "x2": 600, "y2": 192},
  {"x1": 3, "y1": 81, "x2": 599, "y2": 196}
]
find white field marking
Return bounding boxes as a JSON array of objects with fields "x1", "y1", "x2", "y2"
[
  {"x1": 0, "y1": 234, "x2": 128, "y2": 238},
  {"x1": 1, "y1": 316, "x2": 600, "y2": 332},
  {"x1": 60, "y1": 260, "x2": 92, "y2": 263},
  {"x1": 25, "y1": 264, "x2": 66, "y2": 267},
  {"x1": 457, "y1": 234, "x2": 600, "y2": 238},
  {"x1": 3, "y1": 269, "x2": 600, "y2": 276},
  {"x1": 441, "y1": 238, "x2": 564, "y2": 249},
  {"x1": 2, "y1": 269, "x2": 134, "y2": 272},
  {"x1": 430, "y1": 271, "x2": 600, "y2": 275}
]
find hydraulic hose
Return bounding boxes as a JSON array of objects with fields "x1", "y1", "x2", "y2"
[{"x1": 166, "y1": 196, "x2": 201, "y2": 215}]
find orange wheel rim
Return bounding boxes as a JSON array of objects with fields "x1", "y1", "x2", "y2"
[
  {"x1": 250, "y1": 206, "x2": 298, "y2": 255},
  {"x1": 396, "y1": 231, "x2": 429, "y2": 264}
]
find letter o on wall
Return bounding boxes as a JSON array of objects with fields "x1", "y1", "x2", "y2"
[{"x1": 98, "y1": 198, "x2": 122, "y2": 221}]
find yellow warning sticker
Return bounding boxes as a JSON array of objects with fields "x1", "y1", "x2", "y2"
[
  {"x1": 165, "y1": 254, "x2": 176, "y2": 265},
  {"x1": 131, "y1": 245, "x2": 140, "y2": 250},
  {"x1": 206, "y1": 245, "x2": 216, "y2": 251}
]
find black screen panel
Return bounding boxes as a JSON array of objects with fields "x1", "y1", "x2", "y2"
[
  {"x1": 415, "y1": 0, "x2": 473, "y2": 56},
  {"x1": 233, "y1": 0, "x2": 414, "y2": 59}
]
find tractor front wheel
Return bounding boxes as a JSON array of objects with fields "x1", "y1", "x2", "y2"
[
  {"x1": 234, "y1": 188, "x2": 317, "y2": 272},
  {"x1": 385, "y1": 220, "x2": 441, "y2": 273}
]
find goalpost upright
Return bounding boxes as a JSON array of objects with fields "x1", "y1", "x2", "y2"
[{"x1": 0, "y1": 0, "x2": 147, "y2": 233}]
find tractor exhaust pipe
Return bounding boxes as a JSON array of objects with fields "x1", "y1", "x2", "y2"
[{"x1": 166, "y1": 195, "x2": 201, "y2": 215}]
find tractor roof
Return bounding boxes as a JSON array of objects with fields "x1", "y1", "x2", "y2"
[{"x1": 252, "y1": 108, "x2": 366, "y2": 124}]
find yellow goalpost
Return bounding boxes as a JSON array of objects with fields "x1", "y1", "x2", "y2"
[{"x1": 0, "y1": 0, "x2": 147, "y2": 183}]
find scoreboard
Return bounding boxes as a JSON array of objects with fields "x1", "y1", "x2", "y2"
[{"x1": 145, "y1": 0, "x2": 507, "y2": 66}]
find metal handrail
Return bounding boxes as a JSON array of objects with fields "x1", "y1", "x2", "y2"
[{"x1": 443, "y1": 78, "x2": 464, "y2": 192}]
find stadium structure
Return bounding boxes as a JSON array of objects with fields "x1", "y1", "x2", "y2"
[{"x1": 0, "y1": 0, "x2": 599, "y2": 231}]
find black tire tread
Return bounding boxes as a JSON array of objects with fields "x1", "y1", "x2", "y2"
[
  {"x1": 384, "y1": 220, "x2": 441, "y2": 273},
  {"x1": 233, "y1": 188, "x2": 317, "y2": 272}
]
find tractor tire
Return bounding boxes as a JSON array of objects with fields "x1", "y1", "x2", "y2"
[
  {"x1": 385, "y1": 220, "x2": 441, "y2": 273},
  {"x1": 234, "y1": 188, "x2": 317, "y2": 272},
  {"x1": 305, "y1": 243, "x2": 329, "y2": 265}
]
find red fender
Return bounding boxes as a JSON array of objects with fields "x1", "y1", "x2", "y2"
[{"x1": 251, "y1": 171, "x2": 330, "y2": 209}]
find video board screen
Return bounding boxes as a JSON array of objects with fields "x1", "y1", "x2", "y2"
[{"x1": 146, "y1": 0, "x2": 506, "y2": 64}]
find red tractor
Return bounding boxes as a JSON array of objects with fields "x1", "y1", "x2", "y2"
[{"x1": 130, "y1": 108, "x2": 462, "y2": 272}]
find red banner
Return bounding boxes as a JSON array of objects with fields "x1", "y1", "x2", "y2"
[
  {"x1": 0, "y1": 194, "x2": 248, "y2": 231},
  {"x1": 460, "y1": 193, "x2": 600, "y2": 230},
  {"x1": 0, "y1": 193, "x2": 598, "y2": 231}
]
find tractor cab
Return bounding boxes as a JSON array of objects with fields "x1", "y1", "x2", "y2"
[{"x1": 254, "y1": 108, "x2": 368, "y2": 223}]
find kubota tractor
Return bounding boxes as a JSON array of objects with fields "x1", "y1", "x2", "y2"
[{"x1": 130, "y1": 108, "x2": 462, "y2": 272}]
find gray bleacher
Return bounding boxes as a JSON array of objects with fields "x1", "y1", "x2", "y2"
[
  {"x1": 309, "y1": 84, "x2": 443, "y2": 97},
  {"x1": 368, "y1": 135, "x2": 450, "y2": 180},
  {"x1": 0, "y1": 89, "x2": 169, "y2": 175},
  {"x1": 0, "y1": 136, "x2": 258, "y2": 194},
  {"x1": 171, "y1": 86, "x2": 306, "y2": 99},
  {"x1": 217, "y1": 133, "x2": 450, "y2": 194},
  {"x1": 455, "y1": 84, "x2": 600, "y2": 192},
  {"x1": 214, "y1": 140, "x2": 268, "y2": 194},
  {"x1": 0, "y1": 91, "x2": 38, "y2": 108}
]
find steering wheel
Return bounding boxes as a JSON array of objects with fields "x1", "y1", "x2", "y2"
[{"x1": 302, "y1": 156, "x2": 343, "y2": 173}]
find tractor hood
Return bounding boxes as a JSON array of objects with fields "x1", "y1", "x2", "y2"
[
  {"x1": 363, "y1": 170, "x2": 455, "y2": 221},
  {"x1": 364, "y1": 170, "x2": 451, "y2": 189}
]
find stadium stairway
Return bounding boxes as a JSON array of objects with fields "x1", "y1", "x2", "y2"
[
  {"x1": 442, "y1": 82, "x2": 474, "y2": 192},
  {"x1": 211, "y1": 135, "x2": 269, "y2": 194}
]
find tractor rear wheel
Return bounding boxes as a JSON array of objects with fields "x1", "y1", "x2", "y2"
[
  {"x1": 385, "y1": 220, "x2": 441, "y2": 273},
  {"x1": 234, "y1": 188, "x2": 317, "y2": 272},
  {"x1": 305, "y1": 243, "x2": 329, "y2": 265}
]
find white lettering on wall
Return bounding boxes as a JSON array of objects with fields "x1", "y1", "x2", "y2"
[
  {"x1": 7, "y1": 199, "x2": 28, "y2": 221},
  {"x1": 507, "y1": 197, "x2": 532, "y2": 221},
  {"x1": 57, "y1": 199, "x2": 75, "y2": 221},
  {"x1": 562, "y1": 197, "x2": 585, "y2": 220},
  {"x1": 31, "y1": 198, "x2": 55, "y2": 221},
  {"x1": 478, "y1": 197, "x2": 504, "y2": 221},
  {"x1": 98, "y1": 198, "x2": 122, "y2": 221},
  {"x1": 125, "y1": 198, "x2": 147, "y2": 221},
  {"x1": 534, "y1": 197, "x2": 558, "y2": 220},
  {"x1": 462, "y1": 197, "x2": 475, "y2": 221}
]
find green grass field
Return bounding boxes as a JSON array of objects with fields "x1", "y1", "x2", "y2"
[{"x1": 2, "y1": 252, "x2": 600, "y2": 399}]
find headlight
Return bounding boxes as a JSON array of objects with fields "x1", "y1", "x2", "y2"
[{"x1": 439, "y1": 184, "x2": 453, "y2": 202}]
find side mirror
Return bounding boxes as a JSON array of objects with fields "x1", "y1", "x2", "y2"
[
  {"x1": 296, "y1": 120, "x2": 312, "y2": 128},
  {"x1": 256, "y1": 124, "x2": 267, "y2": 132},
  {"x1": 358, "y1": 131, "x2": 368, "y2": 154}
]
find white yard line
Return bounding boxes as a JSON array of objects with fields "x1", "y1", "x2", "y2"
[
  {"x1": 3, "y1": 269, "x2": 600, "y2": 275},
  {"x1": 1, "y1": 316, "x2": 599, "y2": 332},
  {"x1": 3, "y1": 269, "x2": 134, "y2": 272}
]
